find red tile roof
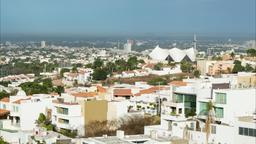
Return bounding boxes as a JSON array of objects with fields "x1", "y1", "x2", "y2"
[
  {"x1": 134, "y1": 86, "x2": 166, "y2": 96},
  {"x1": 169, "y1": 81, "x2": 187, "y2": 86},
  {"x1": 71, "y1": 92, "x2": 97, "y2": 98},
  {"x1": 113, "y1": 89, "x2": 132, "y2": 96},
  {"x1": 0, "y1": 97, "x2": 10, "y2": 103},
  {"x1": 0, "y1": 109, "x2": 10, "y2": 116},
  {"x1": 97, "y1": 85, "x2": 107, "y2": 93}
]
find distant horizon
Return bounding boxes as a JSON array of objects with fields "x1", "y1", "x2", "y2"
[{"x1": 1, "y1": 32, "x2": 255, "y2": 42}]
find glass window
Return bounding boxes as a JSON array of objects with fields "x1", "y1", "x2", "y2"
[
  {"x1": 239, "y1": 127, "x2": 243, "y2": 135},
  {"x1": 211, "y1": 125, "x2": 216, "y2": 134},
  {"x1": 215, "y1": 107, "x2": 224, "y2": 118},
  {"x1": 244, "y1": 128, "x2": 249, "y2": 136},
  {"x1": 254, "y1": 129, "x2": 256, "y2": 137},
  {"x1": 58, "y1": 118, "x2": 69, "y2": 124},
  {"x1": 190, "y1": 123, "x2": 194, "y2": 130},
  {"x1": 57, "y1": 107, "x2": 69, "y2": 115},
  {"x1": 199, "y1": 102, "x2": 207, "y2": 112},
  {"x1": 215, "y1": 93, "x2": 226, "y2": 104},
  {"x1": 3, "y1": 104, "x2": 6, "y2": 109},
  {"x1": 249, "y1": 128, "x2": 253, "y2": 136}
]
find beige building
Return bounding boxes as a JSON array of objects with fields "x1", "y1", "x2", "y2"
[
  {"x1": 237, "y1": 72, "x2": 256, "y2": 88},
  {"x1": 197, "y1": 60, "x2": 234, "y2": 76},
  {"x1": 84, "y1": 100, "x2": 108, "y2": 125}
]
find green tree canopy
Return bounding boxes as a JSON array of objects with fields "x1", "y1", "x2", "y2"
[
  {"x1": 232, "y1": 60, "x2": 244, "y2": 73},
  {"x1": 92, "y1": 68, "x2": 108, "y2": 81},
  {"x1": 93, "y1": 58, "x2": 104, "y2": 69},
  {"x1": 180, "y1": 61, "x2": 193, "y2": 73},
  {"x1": 193, "y1": 70, "x2": 201, "y2": 78},
  {"x1": 246, "y1": 48, "x2": 256, "y2": 57},
  {"x1": 148, "y1": 77, "x2": 167, "y2": 85},
  {"x1": 60, "y1": 68, "x2": 70, "y2": 78}
]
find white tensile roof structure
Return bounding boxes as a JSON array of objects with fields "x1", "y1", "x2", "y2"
[{"x1": 149, "y1": 45, "x2": 196, "y2": 62}]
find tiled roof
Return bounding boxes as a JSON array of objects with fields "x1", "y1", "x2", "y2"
[
  {"x1": 134, "y1": 86, "x2": 166, "y2": 96},
  {"x1": 71, "y1": 92, "x2": 97, "y2": 98},
  {"x1": 113, "y1": 89, "x2": 132, "y2": 96},
  {"x1": 169, "y1": 81, "x2": 187, "y2": 86},
  {"x1": 97, "y1": 86, "x2": 107, "y2": 93},
  {"x1": 0, "y1": 109, "x2": 10, "y2": 116},
  {"x1": 0, "y1": 97, "x2": 10, "y2": 103}
]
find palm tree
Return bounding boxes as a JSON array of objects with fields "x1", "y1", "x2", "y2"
[{"x1": 205, "y1": 101, "x2": 215, "y2": 144}]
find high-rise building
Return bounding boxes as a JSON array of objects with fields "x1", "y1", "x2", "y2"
[
  {"x1": 123, "y1": 40, "x2": 133, "y2": 53},
  {"x1": 41, "y1": 41, "x2": 46, "y2": 48},
  {"x1": 193, "y1": 34, "x2": 197, "y2": 51}
]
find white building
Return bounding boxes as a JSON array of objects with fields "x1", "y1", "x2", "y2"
[
  {"x1": 51, "y1": 98, "x2": 85, "y2": 136},
  {"x1": 149, "y1": 46, "x2": 196, "y2": 62},
  {"x1": 41, "y1": 41, "x2": 46, "y2": 48},
  {"x1": 0, "y1": 91, "x2": 55, "y2": 131}
]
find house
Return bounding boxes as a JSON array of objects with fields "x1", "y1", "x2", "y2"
[{"x1": 52, "y1": 98, "x2": 84, "y2": 136}]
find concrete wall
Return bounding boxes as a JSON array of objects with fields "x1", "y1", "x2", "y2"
[{"x1": 84, "y1": 100, "x2": 108, "y2": 125}]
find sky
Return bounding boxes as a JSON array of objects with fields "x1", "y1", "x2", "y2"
[{"x1": 0, "y1": 0, "x2": 255, "y2": 37}]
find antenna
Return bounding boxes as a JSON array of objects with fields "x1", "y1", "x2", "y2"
[{"x1": 193, "y1": 34, "x2": 197, "y2": 52}]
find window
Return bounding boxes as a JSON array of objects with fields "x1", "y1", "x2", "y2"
[
  {"x1": 211, "y1": 125, "x2": 216, "y2": 134},
  {"x1": 199, "y1": 102, "x2": 207, "y2": 112},
  {"x1": 244, "y1": 128, "x2": 249, "y2": 136},
  {"x1": 3, "y1": 104, "x2": 6, "y2": 109},
  {"x1": 57, "y1": 107, "x2": 69, "y2": 115},
  {"x1": 179, "y1": 108, "x2": 182, "y2": 114},
  {"x1": 215, "y1": 107, "x2": 224, "y2": 118},
  {"x1": 249, "y1": 129, "x2": 253, "y2": 136},
  {"x1": 239, "y1": 127, "x2": 243, "y2": 135},
  {"x1": 190, "y1": 123, "x2": 194, "y2": 130},
  {"x1": 215, "y1": 93, "x2": 226, "y2": 104},
  {"x1": 239, "y1": 127, "x2": 256, "y2": 137},
  {"x1": 58, "y1": 118, "x2": 69, "y2": 124}
]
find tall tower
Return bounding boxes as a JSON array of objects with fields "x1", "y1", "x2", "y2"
[
  {"x1": 41, "y1": 41, "x2": 46, "y2": 48},
  {"x1": 193, "y1": 34, "x2": 197, "y2": 51}
]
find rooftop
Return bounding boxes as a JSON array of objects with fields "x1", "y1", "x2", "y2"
[{"x1": 113, "y1": 89, "x2": 132, "y2": 96}]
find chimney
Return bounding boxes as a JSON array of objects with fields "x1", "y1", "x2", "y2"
[{"x1": 116, "y1": 130, "x2": 125, "y2": 139}]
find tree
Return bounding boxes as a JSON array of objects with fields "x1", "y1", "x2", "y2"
[
  {"x1": 37, "y1": 113, "x2": 46, "y2": 125},
  {"x1": 0, "y1": 90, "x2": 10, "y2": 99},
  {"x1": 127, "y1": 56, "x2": 138, "y2": 70},
  {"x1": 93, "y1": 58, "x2": 104, "y2": 69},
  {"x1": 72, "y1": 66, "x2": 78, "y2": 73},
  {"x1": 205, "y1": 101, "x2": 215, "y2": 144},
  {"x1": 180, "y1": 61, "x2": 193, "y2": 73},
  {"x1": 60, "y1": 68, "x2": 70, "y2": 78},
  {"x1": 153, "y1": 63, "x2": 163, "y2": 70},
  {"x1": 148, "y1": 77, "x2": 167, "y2": 85},
  {"x1": 230, "y1": 52, "x2": 235, "y2": 59},
  {"x1": 0, "y1": 137, "x2": 8, "y2": 144},
  {"x1": 193, "y1": 70, "x2": 200, "y2": 78},
  {"x1": 245, "y1": 64, "x2": 254, "y2": 72},
  {"x1": 232, "y1": 60, "x2": 244, "y2": 73},
  {"x1": 92, "y1": 68, "x2": 108, "y2": 81},
  {"x1": 54, "y1": 86, "x2": 64, "y2": 95},
  {"x1": 246, "y1": 48, "x2": 256, "y2": 57}
]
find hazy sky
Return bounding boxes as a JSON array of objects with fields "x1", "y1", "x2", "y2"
[{"x1": 1, "y1": 0, "x2": 255, "y2": 36}]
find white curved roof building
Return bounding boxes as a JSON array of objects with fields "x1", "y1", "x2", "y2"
[{"x1": 149, "y1": 45, "x2": 196, "y2": 62}]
